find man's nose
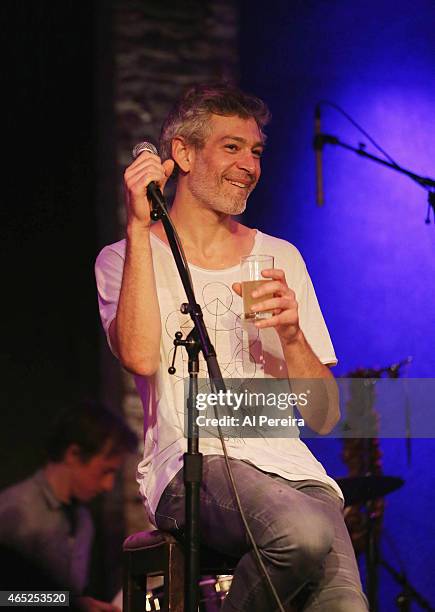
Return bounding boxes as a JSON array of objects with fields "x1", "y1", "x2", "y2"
[{"x1": 237, "y1": 151, "x2": 259, "y2": 175}]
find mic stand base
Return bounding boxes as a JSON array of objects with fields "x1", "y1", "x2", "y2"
[{"x1": 171, "y1": 326, "x2": 203, "y2": 612}]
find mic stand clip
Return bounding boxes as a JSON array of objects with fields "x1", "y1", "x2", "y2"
[{"x1": 317, "y1": 133, "x2": 435, "y2": 223}]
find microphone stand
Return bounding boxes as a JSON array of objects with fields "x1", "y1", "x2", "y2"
[
  {"x1": 316, "y1": 133, "x2": 435, "y2": 221},
  {"x1": 379, "y1": 559, "x2": 435, "y2": 612},
  {"x1": 147, "y1": 189, "x2": 227, "y2": 612}
]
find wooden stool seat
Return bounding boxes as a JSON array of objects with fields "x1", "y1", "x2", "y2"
[{"x1": 123, "y1": 529, "x2": 238, "y2": 612}]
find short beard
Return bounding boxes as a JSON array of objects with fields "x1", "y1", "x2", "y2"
[
  {"x1": 189, "y1": 173, "x2": 251, "y2": 216},
  {"x1": 221, "y1": 196, "x2": 247, "y2": 216}
]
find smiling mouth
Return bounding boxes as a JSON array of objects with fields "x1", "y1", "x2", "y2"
[{"x1": 226, "y1": 179, "x2": 252, "y2": 189}]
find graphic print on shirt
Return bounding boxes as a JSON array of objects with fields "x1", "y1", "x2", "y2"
[
  {"x1": 164, "y1": 281, "x2": 274, "y2": 440},
  {"x1": 164, "y1": 280, "x2": 266, "y2": 387}
]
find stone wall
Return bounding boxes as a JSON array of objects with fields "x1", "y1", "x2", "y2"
[{"x1": 109, "y1": 0, "x2": 240, "y2": 537}]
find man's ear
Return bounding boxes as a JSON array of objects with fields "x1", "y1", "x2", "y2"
[
  {"x1": 63, "y1": 444, "x2": 83, "y2": 466},
  {"x1": 172, "y1": 137, "x2": 193, "y2": 173}
]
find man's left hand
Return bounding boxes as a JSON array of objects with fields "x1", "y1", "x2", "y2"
[{"x1": 232, "y1": 268, "x2": 301, "y2": 345}]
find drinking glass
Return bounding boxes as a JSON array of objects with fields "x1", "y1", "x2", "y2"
[{"x1": 241, "y1": 254, "x2": 274, "y2": 320}]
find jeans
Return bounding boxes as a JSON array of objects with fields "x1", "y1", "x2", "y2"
[{"x1": 155, "y1": 455, "x2": 368, "y2": 611}]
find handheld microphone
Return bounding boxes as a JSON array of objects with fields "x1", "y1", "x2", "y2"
[
  {"x1": 314, "y1": 105, "x2": 324, "y2": 206},
  {"x1": 132, "y1": 141, "x2": 167, "y2": 212}
]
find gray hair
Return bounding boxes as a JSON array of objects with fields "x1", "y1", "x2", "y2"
[{"x1": 159, "y1": 82, "x2": 271, "y2": 173}]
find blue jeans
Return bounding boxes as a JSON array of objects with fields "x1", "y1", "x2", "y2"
[{"x1": 155, "y1": 455, "x2": 368, "y2": 611}]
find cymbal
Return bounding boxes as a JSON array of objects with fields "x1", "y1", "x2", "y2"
[{"x1": 335, "y1": 475, "x2": 404, "y2": 506}]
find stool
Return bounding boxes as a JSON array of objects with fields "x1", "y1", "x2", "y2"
[{"x1": 123, "y1": 529, "x2": 239, "y2": 612}]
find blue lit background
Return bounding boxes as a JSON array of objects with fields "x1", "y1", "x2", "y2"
[{"x1": 240, "y1": 0, "x2": 435, "y2": 607}]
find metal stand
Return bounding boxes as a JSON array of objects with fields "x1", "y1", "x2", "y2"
[
  {"x1": 314, "y1": 131, "x2": 435, "y2": 222},
  {"x1": 380, "y1": 558, "x2": 434, "y2": 612},
  {"x1": 365, "y1": 499, "x2": 379, "y2": 611},
  {"x1": 147, "y1": 186, "x2": 226, "y2": 612},
  {"x1": 169, "y1": 326, "x2": 203, "y2": 611}
]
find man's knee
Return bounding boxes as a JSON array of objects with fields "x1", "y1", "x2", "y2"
[
  {"x1": 293, "y1": 519, "x2": 334, "y2": 577},
  {"x1": 263, "y1": 511, "x2": 334, "y2": 576},
  {"x1": 315, "y1": 590, "x2": 369, "y2": 612}
]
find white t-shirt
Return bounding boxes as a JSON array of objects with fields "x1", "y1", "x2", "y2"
[{"x1": 95, "y1": 229, "x2": 342, "y2": 523}]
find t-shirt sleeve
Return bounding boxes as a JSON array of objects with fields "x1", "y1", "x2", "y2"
[
  {"x1": 94, "y1": 244, "x2": 125, "y2": 356},
  {"x1": 296, "y1": 266, "x2": 337, "y2": 366},
  {"x1": 258, "y1": 233, "x2": 337, "y2": 366}
]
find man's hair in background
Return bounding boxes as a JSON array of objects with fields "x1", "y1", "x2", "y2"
[
  {"x1": 159, "y1": 82, "x2": 271, "y2": 174},
  {"x1": 45, "y1": 400, "x2": 137, "y2": 463}
]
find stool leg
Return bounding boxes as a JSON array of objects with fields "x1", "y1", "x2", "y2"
[
  {"x1": 123, "y1": 551, "x2": 147, "y2": 612},
  {"x1": 163, "y1": 541, "x2": 184, "y2": 612}
]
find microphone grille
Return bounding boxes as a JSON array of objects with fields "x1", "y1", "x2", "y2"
[{"x1": 132, "y1": 141, "x2": 158, "y2": 159}]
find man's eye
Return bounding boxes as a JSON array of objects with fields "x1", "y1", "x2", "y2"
[
  {"x1": 225, "y1": 144, "x2": 238, "y2": 151},
  {"x1": 253, "y1": 149, "x2": 263, "y2": 158}
]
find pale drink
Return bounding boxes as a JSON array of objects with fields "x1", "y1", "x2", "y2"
[{"x1": 242, "y1": 279, "x2": 273, "y2": 320}]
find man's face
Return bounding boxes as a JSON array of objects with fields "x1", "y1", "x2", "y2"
[
  {"x1": 69, "y1": 445, "x2": 124, "y2": 503},
  {"x1": 186, "y1": 114, "x2": 264, "y2": 215}
]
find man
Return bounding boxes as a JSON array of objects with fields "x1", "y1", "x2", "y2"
[
  {"x1": 0, "y1": 401, "x2": 137, "y2": 612},
  {"x1": 95, "y1": 83, "x2": 367, "y2": 610}
]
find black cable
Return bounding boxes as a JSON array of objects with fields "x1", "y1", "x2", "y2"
[
  {"x1": 152, "y1": 196, "x2": 194, "y2": 289},
  {"x1": 211, "y1": 400, "x2": 287, "y2": 612}
]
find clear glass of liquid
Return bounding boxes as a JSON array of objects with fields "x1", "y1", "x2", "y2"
[{"x1": 241, "y1": 254, "x2": 274, "y2": 320}]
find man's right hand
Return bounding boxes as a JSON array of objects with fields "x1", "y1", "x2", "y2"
[
  {"x1": 110, "y1": 151, "x2": 171, "y2": 376},
  {"x1": 123, "y1": 151, "x2": 175, "y2": 227}
]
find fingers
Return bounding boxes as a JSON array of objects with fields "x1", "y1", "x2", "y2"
[
  {"x1": 233, "y1": 272, "x2": 293, "y2": 303},
  {"x1": 254, "y1": 311, "x2": 299, "y2": 330},
  {"x1": 250, "y1": 269, "x2": 290, "y2": 296},
  {"x1": 253, "y1": 281, "x2": 292, "y2": 298},
  {"x1": 261, "y1": 268, "x2": 286, "y2": 282},
  {"x1": 125, "y1": 153, "x2": 167, "y2": 190},
  {"x1": 235, "y1": 268, "x2": 300, "y2": 341},
  {"x1": 163, "y1": 158, "x2": 175, "y2": 178},
  {"x1": 126, "y1": 156, "x2": 174, "y2": 188},
  {"x1": 124, "y1": 152, "x2": 174, "y2": 226},
  {"x1": 250, "y1": 294, "x2": 296, "y2": 317},
  {"x1": 234, "y1": 270, "x2": 295, "y2": 307},
  {"x1": 127, "y1": 151, "x2": 161, "y2": 175},
  {"x1": 232, "y1": 282, "x2": 242, "y2": 296}
]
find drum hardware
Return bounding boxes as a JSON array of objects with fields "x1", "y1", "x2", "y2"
[
  {"x1": 339, "y1": 360, "x2": 433, "y2": 611},
  {"x1": 145, "y1": 589, "x2": 161, "y2": 611},
  {"x1": 336, "y1": 475, "x2": 404, "y2": 507},
  {"x1": 142, "y1": 574, "x2": 233, "y2": 611}
]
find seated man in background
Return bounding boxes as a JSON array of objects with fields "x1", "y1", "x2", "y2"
[{"x1": 0, "y1": 400, "x2": 137, "y2": 612}]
